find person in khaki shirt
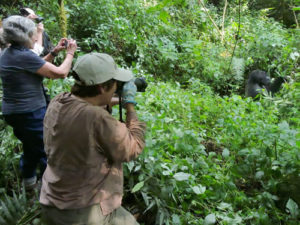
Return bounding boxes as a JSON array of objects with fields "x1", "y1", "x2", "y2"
[{"x1": 40, "y1": 53, "x2": 146, "y2": 225}]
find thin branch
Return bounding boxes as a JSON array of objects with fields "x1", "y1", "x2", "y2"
[
  {"x1": 221, "y1": 0, "x2": 228, "y2": 42},
  {"x1": 198, "y1": 0, "x2": 222, "y2": 38},
  {"x1": 291, "y1": 6, "x2": 299, "y2": 28},
  {"x1": 227, "y1": 0, "x2": 241, "y2": 73}
]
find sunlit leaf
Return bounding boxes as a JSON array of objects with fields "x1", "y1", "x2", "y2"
[
  {"x1": 204, "y1": 213, "x2": 216, "y2": 225},
  {"x1": 192, "y1": 185, "x2": 206, "y2": 195},
  {"x1": 286, "y1": 198, "x2": 299, "y2": 218},
  {"x1": 172, "y1": 214, "x2": 180, "y2": 225},
  {"x1": 131, "y1": 181, "x2": 144, "y2": 193},
  {"x1": 173, "y1": 172, "x2": 191, "y2": 181}
]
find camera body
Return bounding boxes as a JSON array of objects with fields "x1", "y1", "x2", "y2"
[
  {"x1": 116, "y1": 77, "x2": 147, "y2": 122},
  {"x1": 116, "y1": 77, "x2": 148, "y2": 95},
  {"x1": 62, "y1": 40, "x2": 68, "y2": 48},
  {"x1": 35, "y1": 17, "x2": 44, "y2": 23}
]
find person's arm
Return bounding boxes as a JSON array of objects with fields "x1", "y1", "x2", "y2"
[
  {"x1": 97, "y1": 108, "x2": 146, "y2": 163},
  {"x1": 96, "y1": 80, "x2": 146, "y2": 162},
  {"x1": 125, "y1": 103, "x2": 137, "y2": 121},
  {"x1": 36, "y1": 23, "x2": 44, "y2": 46},
  {"x1": 37, "y1": 39, "x2": 77, "y2": 79}
]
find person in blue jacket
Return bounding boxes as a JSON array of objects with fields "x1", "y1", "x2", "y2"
[{"x1": 0, "y1": 15, "x2": 77, "y2": 189}]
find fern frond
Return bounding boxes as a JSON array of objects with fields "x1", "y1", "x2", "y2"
[
  {"x1": 4, "y1": 194, "x2": 17, "y2": 218},
  {"x1": 0, "y1": 199, "x2": 15, "y2": 224},
  {"x1": 0, "y1": 191, "x2": 28, "y2": 225},
  {"x1": 231, "y1": 57, "x2": 245, "y2": 81},
  {"x1": 17, "y1": 204, "x2": 41, "y2": 225}
]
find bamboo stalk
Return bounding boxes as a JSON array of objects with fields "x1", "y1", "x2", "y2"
[
  {"x1": 221, "y1": 0, "x2": 228, "y2": 42},
  {"x1": 198, "y1": 0, "x2": 222, "y2": 38}
]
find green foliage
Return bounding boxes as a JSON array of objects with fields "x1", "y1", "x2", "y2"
[
  {"x1": 123, "y1": 77, "x2": 300, "y2": 224},
  {"x1": 0, "y1": 126, "x2": 20, "y2": 189},
  {"x1": 3, "y1": 0, "x2": 298, "y2": 94},
  {"x1": 0, "y1": 0, "x2": 299, "y2": 224},
  {"x1": 0, "y1": 189, "x2": 41, "y2": 225},
  {"x1": 249, "y1": 0, "x2": 300, "y2": 27},
  {"x1": 237, "y1": 14, "x2": 299, "y2": 78},
  {"x1": 59, "y1": 0, "x2": 298, "y2": 94}
]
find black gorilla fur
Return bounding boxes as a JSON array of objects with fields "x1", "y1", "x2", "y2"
[{"x1": 246, "y1": 70, "x2": 286, "y2": 98}]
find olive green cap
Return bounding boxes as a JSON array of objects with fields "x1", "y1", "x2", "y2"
[{"x1": 73, "y1": 53, "x2": 133, "y2": 85}]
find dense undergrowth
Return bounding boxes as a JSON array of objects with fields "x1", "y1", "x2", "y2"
[{"x1": 0, "y1": 0, "x2": 299, "y2": 224}]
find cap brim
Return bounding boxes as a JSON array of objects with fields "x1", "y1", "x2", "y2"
[{"x1": 114, "y1": 68, "x2": 134, "y2": 82}]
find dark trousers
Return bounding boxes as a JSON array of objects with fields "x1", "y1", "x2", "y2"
[{"x1": 4, "y1": 107, "x2": 47, "y2": 179}]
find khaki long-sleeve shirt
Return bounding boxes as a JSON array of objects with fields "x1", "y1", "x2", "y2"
[{"x1": 39, "y1": 92, "x2": 146, "y2": 215}]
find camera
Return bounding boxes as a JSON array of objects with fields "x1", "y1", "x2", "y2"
[
  {"x1": 116, "y1": 77, "x2": 148, "y2": 95},
  {"x1": 62, "y1": 40, "x2": 68, "y2": 48},
  {"x1": 35, "y1": 16, "x2": 44, "y2": 23},
  {"x1": 116, "y1": 77, "x2": 147, "y2": 122}
]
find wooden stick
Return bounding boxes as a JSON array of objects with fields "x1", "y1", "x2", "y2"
[
  {"x1": 198, "y1": 0, "x2": 222, "y2": 38},
  {"x1": 221, "y1": 0, "x2": 228, "y2": 42},
  {"x1": 291, "y1": 6, "x2": 299, "y2": 28}
]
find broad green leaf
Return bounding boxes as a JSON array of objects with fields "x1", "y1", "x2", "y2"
[
  {"x1": 192, "y1": 185, "x2": 206, "y2": 195},
  {"x1": 290, "y1": 52, "x2": 299, "y2": 61},
  {"x1": 286, "y1": 198, "x2": 299, "y2": 218},
  {"x1": 255, "y1": 171, "x2": 264, "y2": 180},
  {"x1": 172, "y1": 214, "x2": 180, "y2": 225},
  {"x1": 173, "y1": 172, "x2": 191, "y2": 181},
  {"x1": 222, "y1": 148, "x2": 230, "y2": 158},
  {"x1": 126, "y1": 161, "x2": 134, "y2": 172},
  {"x1": 131, "y1": 181, "x2": 144, "y2": 193},
  {"x1": 217, "y1": 202, "x2": 232, "y2": 210},
  {"x1": 278, "y1": 121, "x2": 289, "y2": 131},
  {"x1": 204, "y1": 213, "x2": 216, "y2": 225}
]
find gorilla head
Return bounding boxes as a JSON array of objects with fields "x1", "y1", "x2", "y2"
[{"x1": 246, "y1": 70, "x2": 271, "y2": 98}]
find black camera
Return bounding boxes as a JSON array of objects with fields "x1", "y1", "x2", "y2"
[
  {"x1": 62, "y1": 40, "x2": 68, "y2": 48},
  {"x1": 35, "y1": 16, "x2": 44, "y2": 23},
  {"x1": 116, "y1": 77, "x2": 148, "y2": 95},
  {"x1": 116, "y1": 77, "x2": 147, "y2": 122}
]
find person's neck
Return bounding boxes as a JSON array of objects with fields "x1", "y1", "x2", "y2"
[
  {"x1": 78, "y1": 95, "x2": 105, "y2": 107},
  {"x1": 11, "y1": 43, "x2": 30, "y2": 49}
]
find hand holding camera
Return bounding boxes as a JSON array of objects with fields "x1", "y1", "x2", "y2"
[
  {"x1": 122, "y1": 79, "x2": 137, "y2": 107},
  {"x1": 51, "y1": 39, "x2": 77, "y2": 56},
  {"x1": 66, "y1": 39, "x2": 77, "y2": 55},
  {"x1": 116, "y1": 77, "x2": 147, "y2": 121}
]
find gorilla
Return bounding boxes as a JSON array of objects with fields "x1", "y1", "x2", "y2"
[{"x1": 246, "y1": 70, "x2": 286, "y2": 99}]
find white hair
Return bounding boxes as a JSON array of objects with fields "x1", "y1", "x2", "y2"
[
  {"x1": 0, "y1": 28, "x2": 7, "y2": 49},
  {"x1": 2, "y1": 15, "x2": 36, "y2": 47},
  {"x1": 24, "y1": 8, "x2": 36, "y2": 16}
]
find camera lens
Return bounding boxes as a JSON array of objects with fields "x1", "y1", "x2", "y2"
[
  {"x1": 116, "y1": 77, "x2": 148, "y2": 95},
  {"x1": 134, "y1": 77, "x2": 147, "y2": 92},
  {"x1": 35, "y1": 17, "x2": 44, "y2": 23}
]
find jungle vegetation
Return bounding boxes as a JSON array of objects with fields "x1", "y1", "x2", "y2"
[{"x1": 0, "y1": 0, "x2": 299, "y2": 224}]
